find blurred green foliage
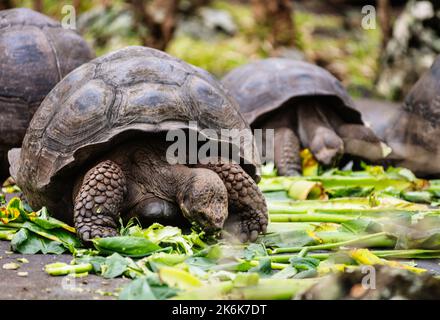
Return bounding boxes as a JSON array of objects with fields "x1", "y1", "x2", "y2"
[{"x1": 10, "y1": 0, "x2": 382, "y2": 96}]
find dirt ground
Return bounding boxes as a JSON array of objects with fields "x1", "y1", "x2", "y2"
[
  {"x1": 0, "y1": 241, "x2": 130, "y2": 300},
  {"x1": 1, "y1": 235, "x2": 440, "y2": 300}
]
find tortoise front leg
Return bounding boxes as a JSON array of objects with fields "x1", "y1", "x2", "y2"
[
  {"x1": 316, "y1": 107, "x2": 389, "y2": 162},
  {"x1": 73, "y1": 160, "x2": 127, "y2": 242},
  {"x1": 274, "y1": 127, "x2": 301, "y2": 176},
  {"x1": 297, "y1": 101, "x2": 344, "y2": 166},
  {"x1": 197, "y1": 161, "x2": 268, "y2": 242}
]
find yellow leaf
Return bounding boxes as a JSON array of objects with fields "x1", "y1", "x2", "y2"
[
  {"x1": 306, "y1": 230, "x2": 323, "y2": 244},
  {"x1": 349, "y1": 248, "x2": 383, "y2": 265},
  {"x1": 288, "y1": 180, "x2": 327, "y2": 200},
  {"x1": 159, "y1": 267, "x2": 202, "y2": 290},
  {"x1": 349, "y1": 248, "x2": 426, "y2": 274},
  {"x1": 300, "y1": 148, "x2": 319, "y2": 176}
]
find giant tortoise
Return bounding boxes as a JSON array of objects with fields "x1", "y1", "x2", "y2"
[
  {"x1": 0, "y1": 8, "x2": 94, "y2": 181},
  {"x1": 9, "y1": 46, "x2": 268, "y2": 243}
]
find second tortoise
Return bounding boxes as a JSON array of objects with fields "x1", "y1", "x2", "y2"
[{"x1": 222, "y1": 58, "x2": 388, "y2": 176}]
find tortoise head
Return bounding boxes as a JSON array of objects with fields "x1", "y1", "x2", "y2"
[{"x1": 178, "y1": 168, "x2": 228, "y2": 233}]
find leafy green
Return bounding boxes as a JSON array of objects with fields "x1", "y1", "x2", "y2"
[
  {"x1": 11, "y1": 229, "x2": 66, "y2": 254},
  {"x1": 123, "y1": 222, "x2": 206, "y2": 254},
  {"x1": 75, "y1": 255, "x2": 107, "y2": 273},
  {"x1": 92, "y1": 236, "x2": 163, "y2": 257},
  {"x1": 327, "y1": 186, "x2": 374, "y2": 198},
  {"x1": 249, "y1": 257, "x2": 272, "y2": 276},
  {"x1": 119, "y1": 276, "x2": 179, "y2": 300},
  {"x1": 401, "y1": 191, "x2": 433, "y2": 204},
  {"x1": 341, "y1": 219, "x2": 382, "y2": 234},
  {"x1": 289, "y1": 256, "x2": 320, "y2": 279},
  {"x1": 101, "y1": 253, "x2": 131, "y2": 278},
  {"x1": 243, "y1": 243, "x2": 267, "y2": 260}
]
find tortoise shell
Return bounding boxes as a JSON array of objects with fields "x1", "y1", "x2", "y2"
[
  {"x1": 0, "y1": 8, "x2": 94, "y2": 178},
  {"x1": 401, "y1": 55, "x2": 440, "y2": 128},
  {"x1": 382, "y1": 55, "x2": 440, "y2": 176},
  {"x1": 221, "y1": 58, "x2": 362, "y2": 125},
  {"x1": 12, "y1": 46, "x2": 260, "y2": 215}
]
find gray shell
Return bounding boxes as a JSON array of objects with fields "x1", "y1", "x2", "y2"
[
  {"x1": 382, "y1": 55, "x2": 440, "y2": 176},
  {"x1": 222, "y1": 58, "x2": 362, "y2": 125},
  {"x1": 12, "y1": 46, "x2": 260, "y2": 214},
  {"x1": 401, "y1": 55, "x2": 440, "y2": 127},
  {"x1": 0, "y1": 8, "x2": 95, "y2": 148}
]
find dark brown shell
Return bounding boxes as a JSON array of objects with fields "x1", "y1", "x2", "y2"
[
  {"x1": 381, "y1": 55, "x2": 440, "y2": 176},
  {"x1": 12, "y1": 46, "x2": 260, "y2": 214},
  {"x1": 401, "y1": 55, "x2": 440, "y2": 127},
  {"x1": 221, "y1": 58, "x2": 362, "y2": 125},
  {"x1": 0, "y1": 8, "x2": 94, "y2": 178}
]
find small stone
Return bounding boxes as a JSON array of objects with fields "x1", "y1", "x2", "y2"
[
  {"x1": 3, "y1": 262, "x2": 20, "y2": 270},
  {"x1": 95, "y1": 174, "x2": 104, "y2": 181},
  {"x1": 17, "y1": 258, "x2": 29, "y2": 264},
  {"x1": 17, "y1": 272, "x2": 28, "y2": 277}
]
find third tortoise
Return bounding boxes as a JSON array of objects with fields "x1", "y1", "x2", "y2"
[{"x1": 354, "y1": 54, "x2": 440, "y2": 177}]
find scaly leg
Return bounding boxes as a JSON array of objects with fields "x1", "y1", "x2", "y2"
[
  {"x1": 73, "y1": 160, "x2": 127, "y2": 242},
  {"x1": 297, "y1": 101, "x2": 344, "y2": 166},
  {"x1": 274, "y1": 127, "x2": 301, "y2": 176},
  {"x1": 197, "y1": 161, "x2": 268, "y2": 242},
  {"x1": 317, "y1": 106, "x2": 389, "y2": 162}
]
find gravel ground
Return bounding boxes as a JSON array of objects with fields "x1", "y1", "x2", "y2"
[{"x1": 0, "y1": 241, "x2": 130, "y2": 300}]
